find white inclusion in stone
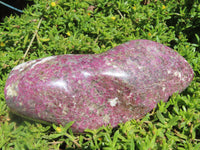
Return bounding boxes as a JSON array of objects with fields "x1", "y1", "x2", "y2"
[
  {"x1": 58, "y1": 103, "x2": 62, "y2": 107},
  {"x1": 105, "y1": 58, "x2": 113, "y2": 66},
  {"x1": 6, "y1": 81, "x2": 19, "y2": 97},
  {"x1": 127, "y1": 92, "x2": 133, "y2": 99},
  {"x1": 19, "y1": 102, "x2": 23, "y2": 106},
  {"x1": 137, "y1": 65, "x2": 143, "y2": 70},
  {"x1": 78, "y1": 80, "x2": 82, "y2": 84},
  {"x1": 162, "y1": 86, "x2": 166, "y2": 92},
  {"x1": 167, "y1": 70, "x2": 171, "y2": 74},
  {"x1": 102, "y1": 70, "x2": 128, "y2": 78},
  {"x1": 50, "y1": 79, "x2": 68, "y2": 92},
  {"x1": 103, "y1": 114, "x2": 110, "y2": 123},
  {"x1": 108, "y1": 97, "x2": 119, "y2": 107},
  {"x1": 81, "y1": 71, "x2": 91, "y2": 78},
  {"x1": 62, "y1": 106, "x2": 68, "y2": 115},
  {"x1": 113, "y1": 65, "x2": 118, "y2": 68},
  {"x1": 181, "y1": 77, "x2": 186, "y2": 82},
  {"x1": 12, "y1": 60, "x2": 36, "y2": 71},
  {"x1": 31, "y1": 56, "x2": 56, "y2": 69},
  {"x1": 174, "y1": 71, "x2": 182, "y2": 79}
]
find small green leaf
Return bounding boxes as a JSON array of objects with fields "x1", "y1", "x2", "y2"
[
  {"x1": 168, "y1": 116, "x2": 180, "y2": 127},
  {"x1": 39, "y1": 38, "x2": 50, "y2": 42},
  {"x1": 156, "y1": 110, "x2": 165, "y2": 124},
  {"x1": 63, "y1": 121, "x2": 75, "y2": 131},
  {"x1": 112, "y1": 130, "x2": 119, "y2": 147},
  {"x1": 23, "y1": 34, "x2": 29, "y2": 48},
  {"x1": 130, "y1": 139, "x2": 135, "y2": 150}
]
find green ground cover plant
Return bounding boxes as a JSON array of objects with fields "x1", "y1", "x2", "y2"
[{"x1": 0, "y1": 0, "x2": 200, "y2": 149}]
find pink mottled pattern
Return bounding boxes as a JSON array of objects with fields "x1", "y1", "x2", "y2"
[{"x1": 4, "y1": 40, "x2": 194, "y2": 132}]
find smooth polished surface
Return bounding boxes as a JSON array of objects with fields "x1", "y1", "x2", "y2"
[{"x1": 5, "y1": 40, "x2": 194, "y2": 132}]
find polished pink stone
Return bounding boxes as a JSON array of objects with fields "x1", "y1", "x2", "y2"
[{"x1": 4, "y1": 40, "x2": 194, "y2": 132}]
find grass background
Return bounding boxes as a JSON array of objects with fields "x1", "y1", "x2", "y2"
[{"x1": 0, "y1": 0, "x2": 200, "y2": 149}]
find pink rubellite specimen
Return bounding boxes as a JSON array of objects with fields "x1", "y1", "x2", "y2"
[{"x1": 5, "y1": 40, "x2": 194, "y2": 132}]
